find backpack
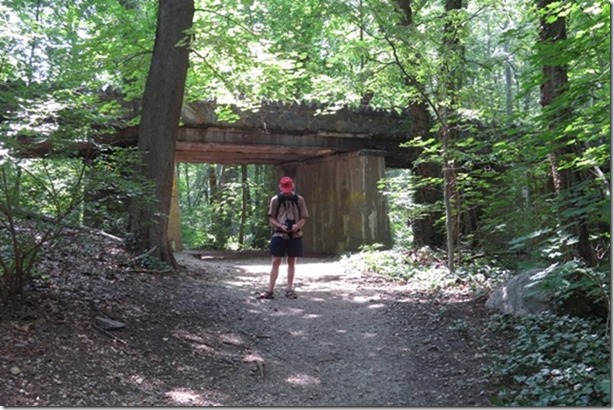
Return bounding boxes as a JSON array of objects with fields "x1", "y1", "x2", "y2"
[
  {"x1": 272, "y1": 193, "x2": 302, "y2": 237},
  {"x1": 274, "y1": 192, "x2": 300, "y2": 219}
]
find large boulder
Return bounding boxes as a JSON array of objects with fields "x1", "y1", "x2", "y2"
[{"x1": 485, "y1": 269, "x2": 557, "y2": 316}]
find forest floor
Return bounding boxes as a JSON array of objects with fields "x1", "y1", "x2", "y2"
[{"x1": 0, "y1": 232, "x2": 509, "y2": 407}]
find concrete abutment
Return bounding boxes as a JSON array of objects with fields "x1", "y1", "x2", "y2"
[
  {"x1": 169, "y1": 149, "x2": 391, "y2": 255},
  {"x1": 279, "y1": 149, "x2": 391, "y2": 255}
]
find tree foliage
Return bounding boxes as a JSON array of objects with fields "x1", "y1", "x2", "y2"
[
  {"x1": 176, "y1": 163, "x2": 273, "y2": 250},
  {"x1": 0, "y1": 0, "x2": 608, "y2": 258}
]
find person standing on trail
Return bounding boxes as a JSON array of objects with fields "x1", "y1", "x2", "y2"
[{"x1": 258, "y1": 176, "x2": 309, "y2": 300}]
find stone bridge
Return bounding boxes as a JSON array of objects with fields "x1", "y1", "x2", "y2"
[
  {"x1": 168, "y1": 100, "x2": 419, "y2": 255},
  {"x1": 15, "y1": 100, "x2": 421, "y2": 255},
  {"x1": 176, "y1": 100, "x2": 418, "y2": 167}
]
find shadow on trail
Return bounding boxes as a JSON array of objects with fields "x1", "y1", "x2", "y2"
[
  {"x1": 159, "y1": 250, "x2": 499, "y2": 407},
  {"x1": 0, "y1": 245, "x2": 497, "y2": 407}
]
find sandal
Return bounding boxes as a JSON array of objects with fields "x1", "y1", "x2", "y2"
[
  {"x1": 257, "y1": 290, "x2": 274, "y2": 299},
  {"x1": 285, "y1": 289, "x2": 298, "y2": 299}
]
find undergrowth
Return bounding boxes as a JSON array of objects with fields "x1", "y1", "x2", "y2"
[
  {"x1": 341, "y1": 244, "x2": 511, "y2": 295},
  {"x1": 343, "y1": 246, "x2": 611, "y2": 406},
  {"x1": 487, "y1": 312, "x2": 610, "y2": 406}
]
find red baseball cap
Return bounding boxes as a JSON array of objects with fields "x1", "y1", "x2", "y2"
[{"x1": 279, "y1": 176, "x2": 294, "y2": 193}]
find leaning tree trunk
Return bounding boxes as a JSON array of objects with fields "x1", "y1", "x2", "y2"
[
  {"x1": 537, "y1": 0, "x2": 595, "y2": 265},
  {"x1": 131, "y1": 0, "x2": 194, "y2": 268}
]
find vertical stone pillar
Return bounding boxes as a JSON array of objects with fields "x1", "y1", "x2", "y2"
[
  {"x1": 168, "y1": 167, "x2": 183, "y2": 251},
  {"x1": 284, "y1": 149, "x2": 391, "y2": 255}
]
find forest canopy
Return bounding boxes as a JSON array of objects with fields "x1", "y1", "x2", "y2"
[{"x1": 0, "y1": 0, "x2": 609, "y2": 263}]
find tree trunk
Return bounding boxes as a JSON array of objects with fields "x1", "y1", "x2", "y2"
[
  {"x1": 238, "y1": 165, "x2": 248, "y2": 247},
  {"x1": 130, "y1": 0, "x2": 194, "y2": 268},
  {"x1": 440, "y1": 0, "x2": 464, "y2": 272},
  {"x1": 538, "y1": 0, "x2": 570, "y2": 196},
  {"x1": 207, "y1": 165, "x2": 218, "y2": 206},
  {"x1": 537, "y1": 0, "x2": 595, "y2": 265},
  {"x1": 504, "y1": 39, "x2": 513, "y2": 117},
  {"x1": 179, "y1": 163, "x2": 191, "y2": 209},
  {"x1": 441, "y1": 123, "x2": 458, "y2": 271},
  {"x1": 395, "y1": 0, "x2": 442, "y2": 249}
]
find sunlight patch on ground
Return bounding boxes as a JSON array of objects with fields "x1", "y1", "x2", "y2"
[
  {"x1": 286, "y1": 373, "x2": 321, "y2": 386},
  {"x1": 181, "y1": 253, "x2": 388, "y2": 304},
  {"x1": 192, "y1": 342, "x2": 215, "y2": 354},
  {"x1": 242, "y1": 351, "x2": 264, "y2": 362},
  {"x1": 128, "y1": 374, "x2": 158, "y2": 392},
  {"x1": 269, "y1": 307, "x2": 321, "y2": 320},
  {"x1": 129, "y1": 375, "x2": 145, "y2": 385},
  {"x1": 368, "y1": 303, "x2": 386, "y2": 309},
  {"x1": 352, "y1": 295, "x2": 381, "y2": 303},
  {"x1": 237, "y1": 260, "x2": 360, "y2": 286},
  {"x1": 219, "y1": 333, "x2": 245, "y2": 346},
  {"x1": 224, "y1": 274, "x2": 260, "y2": 287},
  {"x1": 233, "y1": 263, "x2": 270, "y2": 274},
  {"x1": 165, "y1": 388, "x2": 223, "y2": 406}
]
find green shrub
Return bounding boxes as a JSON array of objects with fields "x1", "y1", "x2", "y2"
[
  {"x1": 0, "y1": 159, "x2": 79, "y2": 305},
  {"x1": 343, "y1": 246, "x2": 511, "y2": 292},
  {"x1": 0, "y1": 149, "x2": 148, "y2": 305},
  {"x1": 540, "y1": 260, "x2": 611, "y2": 320},
  {"x1": 342, "y1": 245, "x2": 450, "y2": 289}
]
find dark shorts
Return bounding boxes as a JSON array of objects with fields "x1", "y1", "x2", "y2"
[{"x1": 270, "y1": 235, "x2": 303, "y2": 257}]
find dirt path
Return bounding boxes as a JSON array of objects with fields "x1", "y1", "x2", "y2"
[
  {"x1": 0, "y1": 244, "x2": 504, "y2": 407},
  {"x1": 171, "y1": 250, "x2": 501, "y2": 406}
]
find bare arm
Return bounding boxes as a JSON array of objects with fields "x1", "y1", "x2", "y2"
[
  {"x1": 292, "y1": 218, "x2": 306, "y2": 232},
  {"x1": 269, "y1": 216, "x2": 288, "y2": 231}
]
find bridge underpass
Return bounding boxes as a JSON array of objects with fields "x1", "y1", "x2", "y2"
[
  {"x1": 168, "y1": 101, "x2": 419, "y2": 255},
  {"x1": 12, "y1": 100, "x2": 419, "y2": 255}
]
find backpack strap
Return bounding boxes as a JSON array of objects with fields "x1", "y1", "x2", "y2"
[{"x1": 275, "y1": 192, "x2": 300, "y2": 219}]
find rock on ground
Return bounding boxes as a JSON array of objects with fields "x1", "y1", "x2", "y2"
[{"x1": 485, "y1": 269, "x2": 555, "y2": 316}]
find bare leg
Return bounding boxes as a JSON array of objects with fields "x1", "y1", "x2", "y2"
[
  {"x1": 286, "y1": 256, "x2": 296, "y2": 290},
  {"x1": 268, "y1": 256, "x2": 283, "y2": 293}
]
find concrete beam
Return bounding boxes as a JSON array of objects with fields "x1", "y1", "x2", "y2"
[
  {"x1": 176, "y1": 127, "x2": 417, "y2": 167},
  {"x1": 12, "y1": 123, "x2": 418, "y2": 167}
]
